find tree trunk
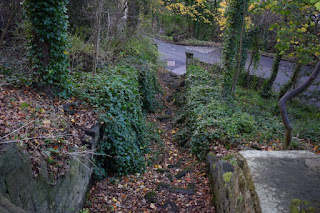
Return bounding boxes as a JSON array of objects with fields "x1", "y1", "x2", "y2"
[
  {"x1": 279, "y1": 61, "x2": 320, "y2": 150},
  {"x1": 246, "y1": 49, "x2": 256, "y2": 88},
  {"x1": 0, "y1": 0, "x2": 19, "y2": 46},
  {"x1": 127, "y1": 0, "x2": 140, "y2": 36},
  {"x1": 261, "y1": 52, "x2": 282, "y2": 97},
  {"x1": 93, "y1": 0, "x2": 103, "y2": 74},
  {"x1": 278, "y1": 63, "x2": 302, "y2": 99},
  {"x1": 231, "y1": 0, "x2": 247, "y2": 95}
]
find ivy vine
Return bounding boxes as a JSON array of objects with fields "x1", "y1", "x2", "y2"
[
  {"x1": 24, "y1": 0, "x2": 70, "y2": 94},
  {"x1": 221, "y1": 0, "x2": 248, "y2": 96}
]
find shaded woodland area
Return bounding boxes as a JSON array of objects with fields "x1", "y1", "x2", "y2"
[{"x1": 0, "y1": 0, "x2": 320, "y2": 212}]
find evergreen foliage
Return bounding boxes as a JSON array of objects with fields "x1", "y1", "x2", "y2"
[
  {"x1": 177, "y1": 65, "x2": 320, "y2": 159},
  {"x1": 23, "y1": 0, "x2": 70, "y2": 94},
  {"x1": 221, "y1": 0, "x2": 248, "y2": 96}
]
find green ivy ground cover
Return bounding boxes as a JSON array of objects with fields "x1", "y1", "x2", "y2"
[
  {"x1": 177, "y1": 65, "x2": 320, "y2": 160},
  {"x1": 67, "y1": 36, "x2": 161, "y2": 177}
]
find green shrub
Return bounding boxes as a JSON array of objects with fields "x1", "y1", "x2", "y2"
[
  {"x1": 70, "y1": 66, "x2": 148, "y2": 176},
  {"x1": 121, "y1": 36, "x2": 161, "y2": 112},
  {"x1": 69, "y1": 35, "x2": 94, "y2": 72},
  {"x1": 177, "y1": 65, "x2": 320, "y2": 160}
]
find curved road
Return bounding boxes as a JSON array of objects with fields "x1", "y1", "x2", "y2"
[{"x1": 155, "y1": 38, "x2": 319, "y2": 100}]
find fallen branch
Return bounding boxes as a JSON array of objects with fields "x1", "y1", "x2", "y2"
[
  {"x1": 0, "y1": 118, "x2": 39, "y2": 140},
  {"x1": 0, "y1": 134, "x2": 71, "y2": 144},
  {"x1": 64, "y1": 150, "x2": 111, "y2": 177}
]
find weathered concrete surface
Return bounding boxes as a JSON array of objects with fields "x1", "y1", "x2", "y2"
[
  {"x1": 240, "y1": 150, "x2": 320, "y2": 213},
  {"x1": 207, "y1": 151, "x2": 320, "y2": 213}
]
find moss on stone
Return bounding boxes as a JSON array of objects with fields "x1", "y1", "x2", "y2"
[
  {"x1": 223, "y1": 172, "x2": 232, "y2": 183},
  {"x1": 208, "y1": 152, "x2": 216, "y2": 158},
  {"x1": 223, "y1": 154, "x2": 237, "y2": 166},
  {"x1": 212, "y1": 163, "x2": 216, "y2": 170},
  {"x1": 223, "y1": 155, "x2": 234, "y2": 161},
  {"x1": 290, "y1": 199, "x2": 302, "y2": 213},
  {"x1": 290, "y1": 199, "x2": 316, "y2": 213}
]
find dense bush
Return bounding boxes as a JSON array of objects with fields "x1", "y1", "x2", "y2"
[
  {"x1": 71, "y1": 66, "x2": 148, "y2": 176},
  {"x1": 177, "y1": 65, "x2": 320, "y2": 160},
  {"x1": 69, "y1": 35, "x2": 94, "y2": 72},
  {"x1": 68, "y1": 37, "x2": 160, "y2": 176},
  {"x1": 121, "y1": 37, "x2": 161, "y2": 112}
]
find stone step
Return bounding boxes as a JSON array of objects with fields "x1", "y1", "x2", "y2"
[
  {"x1": 175, "y1": 167, "x2": 192, "y2": 179},
  {"x1": 168, "y1": 159, "x2": 183, "y2": 169},
  {"x1": 160, "y1": 200, "x2": 178, "y2": 212},
  {"x1": 156, "y1": 182, "x2": 195, "y2": 195}
]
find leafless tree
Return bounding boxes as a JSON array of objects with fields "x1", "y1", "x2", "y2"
[{"x1": 279, "y1": 61, "x2": 320, "y2": 149}]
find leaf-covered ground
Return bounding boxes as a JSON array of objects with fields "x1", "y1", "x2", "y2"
[
  {"x1": 85, "y1": 69, "x2": 215, "y2": 212},
  {"x1": 0, "y1": 85, "x2": 98, "y2": 180}
]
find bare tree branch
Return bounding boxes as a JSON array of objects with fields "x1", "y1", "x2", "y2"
[{"x1": 279, "y1": 61, "x2": 320, "y2": 149}]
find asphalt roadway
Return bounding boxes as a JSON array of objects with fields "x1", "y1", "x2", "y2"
[{"x1": 155, "y1": 38, "x2": 319, "y2": 102}]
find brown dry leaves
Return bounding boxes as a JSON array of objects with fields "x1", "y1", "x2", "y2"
[
  {"x1": 0, "y1": 85, "x2": 98, "y2": 179},
  {"x1": 85, "y1": 69, "x2": 215, "y2": 212}
]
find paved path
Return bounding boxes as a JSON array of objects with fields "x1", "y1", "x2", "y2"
[{"x1": 155, "y1": 39, "x2": 319, "y2": 98}]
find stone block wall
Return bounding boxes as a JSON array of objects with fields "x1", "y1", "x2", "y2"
[
  {"x1": 206, "y1": 153, "x2": 261, "y2": 213},
  {"x1": 0, "y1": 124, "x2": 101, "y2": 213}
]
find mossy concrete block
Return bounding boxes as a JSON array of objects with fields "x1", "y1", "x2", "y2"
[
  {"x1": 168, "y1": 158, "x2": 183, "y2": 169},
  {"x1": 240, "y1": 150, "x2": 320, "y2": 213},
  {"x1": 156, "y1": 168, "x2": 171, "y2": 174},
  {"x1": 161, "y1": 200, "x2": 178, "y2": 213},
  {"x1": 207, "y1": 151, "x2": 320, "y2": 213},
  {"x1": 157, "y1": 115, "x2": 171, "y2": 122},
  {"x1": 206, "y1": 152, "x2": 219, "y2": 173},
  {"x1": 156, "y1": 182, "x2": 171, "y2": 190}
]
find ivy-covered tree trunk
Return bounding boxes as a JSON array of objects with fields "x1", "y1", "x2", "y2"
[
  {"x1": 278, "y1": 63, "x2": 302, "y2": 99},
  {"x1": 222, "y1": 0, "x2": 248, "y2": 96},
  {"x1": 24, "y1": 0, "x2": 69, "y2": 95},
  {"x1": 261, "y1": 52, "x2": 282, "y2": 98},
  {"x1": 231, "y1": 0, "x2": 247, "y2": 95}
]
